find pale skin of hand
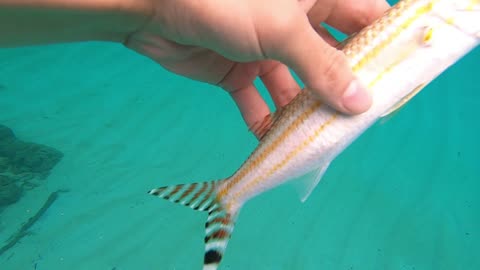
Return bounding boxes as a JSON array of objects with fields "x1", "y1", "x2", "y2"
[
  {"x1": 125, "y1": 0, "x2": 390, "y2": 137},
  {"x1": 0, "y1": 0, "x2": 390, "y2": 138}
]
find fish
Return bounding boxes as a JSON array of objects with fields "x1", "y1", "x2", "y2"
[{"x1": 148, "y1": 0, "x2": 480, "y2": 269}]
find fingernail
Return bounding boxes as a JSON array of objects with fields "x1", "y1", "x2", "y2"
[{"x1": 342, "y1": 80, "x2": 371, "y2": 114}]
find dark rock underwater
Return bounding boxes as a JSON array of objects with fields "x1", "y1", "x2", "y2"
[{"x1": 0, "y1": 124, "x2": 63, "y2": 208}]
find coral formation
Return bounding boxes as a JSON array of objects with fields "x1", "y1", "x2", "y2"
[
  {"x1": 0, "y1": 175, "x2": 22, "y2": 207},
  {"x1": 0, "y1": 125, "x2": 63, "y2": 208}
]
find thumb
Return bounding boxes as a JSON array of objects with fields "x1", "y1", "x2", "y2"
[{"x1": 269, "y1": 16, "x2": 371, "y2": 114}]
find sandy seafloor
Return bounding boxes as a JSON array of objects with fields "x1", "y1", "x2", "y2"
[{"x1": 0, "y1": 36, "x2": 479, "y2": 270}]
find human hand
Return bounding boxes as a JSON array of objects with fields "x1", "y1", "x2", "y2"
[{"x1": 124, "y1": 0, "x2": 390, "y2": 138}]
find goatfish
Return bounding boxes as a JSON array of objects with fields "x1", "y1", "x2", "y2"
[{"x1": 149, "y1": 0, "x2": 480, "y2": 269}]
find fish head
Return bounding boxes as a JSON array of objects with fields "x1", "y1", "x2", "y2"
[{"x1": 433, "y1": 0, "x2": 480, "y2": 40}]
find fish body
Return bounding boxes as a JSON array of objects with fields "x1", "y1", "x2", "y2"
[{"x1": 149, "y1": 1, "x2": 480, "y2": 269}]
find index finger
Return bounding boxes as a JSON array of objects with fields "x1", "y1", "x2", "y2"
[{"x1": 325, "y1": 0, "x2": 390, "y2": 34}]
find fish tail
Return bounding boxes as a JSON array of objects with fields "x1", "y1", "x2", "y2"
[{"x1": 149, "y1": 179, "x2": 239, "y2": 270}]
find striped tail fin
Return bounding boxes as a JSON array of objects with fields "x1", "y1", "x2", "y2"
[{"x1": 148, "y1": 180, "x2": 238, "y2": 270}]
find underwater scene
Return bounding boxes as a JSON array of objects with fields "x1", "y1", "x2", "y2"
[{"x1": 1, "y1": 2, "x2": 479, "y2": 270}]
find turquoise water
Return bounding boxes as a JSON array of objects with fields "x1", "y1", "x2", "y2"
[{"x1": 1, "y1": 16, "x2": 479, "y2": 270}]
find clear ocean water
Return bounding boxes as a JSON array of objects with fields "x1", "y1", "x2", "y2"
[{"x1": 0, "y1": 4, "x2": 479, "y2": 270}]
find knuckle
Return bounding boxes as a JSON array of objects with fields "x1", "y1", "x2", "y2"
[
  {"x1": 356, "y1": 11, "x2": 379, "y2": 29},
  {"x1": 257, "y1": 13, "x2": 303, "y2": 54},
  {"x1": 352, "y1": 0, "x2": 388, "y2": 28},
  {"x1": 270, "y1": 13, "x2": 298, "y2": 33}
]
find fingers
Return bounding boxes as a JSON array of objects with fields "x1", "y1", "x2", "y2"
[
  {"x1": 312, "y1": 24, "x2": 339, "y2": 47},
  {"x1": 219, "y1": 60, "x2": 300, "y2": 129},
  {"x1": 297, "y1": 0, "x2": 321, "y2": 12},
  {"x1": 326, "y1": 0, "x2": 391, "y2": 34},
  {"x1": 259, "y1": 61, "x2": 301, "y2": 109},
  {"x1": 229, "y1": 84, "x2": 271, "y2": 133},
  {"x1": 224, "y1": 61, "x2": 300, "y2": 138},
  {"x1": 219, "y1": 62, "x2": 273, "y2": 137},
  {"x1": 268, "y1": 13, "x2": 371, "y2": 114},
  {"x1": 219, "y1": 63, "x2": 269, "y2": 132}
]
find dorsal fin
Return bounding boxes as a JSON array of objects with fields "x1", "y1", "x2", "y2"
[
  {"x1": 248, "y1": 108, "x2": 284, "y2": 140},
  {"x1": 248, "y1": 90, "x2": 311, "y2": 140},
  {"x1": 335, "y1": 32, "x2": 358, "y2": 50}
]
